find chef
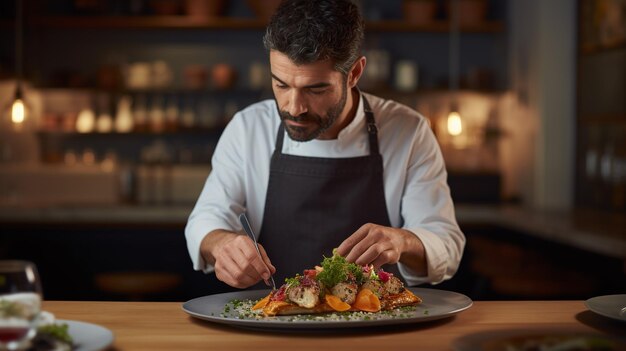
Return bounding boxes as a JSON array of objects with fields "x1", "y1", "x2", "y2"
[{"x1": 185, "y1": 0, "x2": 465, "y2": 289}]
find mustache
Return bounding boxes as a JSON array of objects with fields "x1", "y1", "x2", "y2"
[{"x1": 279, "y1": 111, "x2": 319, "y2": 123}]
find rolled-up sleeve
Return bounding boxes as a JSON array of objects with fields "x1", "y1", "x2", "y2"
[
  {"x1": 397, "y1": 119, "x2": 465, "y2": 285},
  {"x1": 185, "y1": 113, "x2": 247, "y2": 273}
]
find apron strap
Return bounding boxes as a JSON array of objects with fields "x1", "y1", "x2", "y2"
[
  {"x1": 275, "y1": 122, "x2": 286, "y2": 153},
  {"x1": 362, "y1": 96, "x2": 380, "y2": 156},
  {"x1": 274, "y1": 94, "x2": 381, "y2": 156}
]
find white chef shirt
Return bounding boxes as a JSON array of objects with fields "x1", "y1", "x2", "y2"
[{"x1": 185, "y1": 92, "x2": 465, "y2": 285}]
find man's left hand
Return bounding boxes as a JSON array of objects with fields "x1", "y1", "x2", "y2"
[{"x1": 336, "y1": 223, "x2": 427, "y2": 275}]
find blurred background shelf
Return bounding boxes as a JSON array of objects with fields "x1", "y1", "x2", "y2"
[
  {"x1": 29, "y1": 15, "x2": 268, "y2": 29},
  {"x1": 19, "y1": 16, "x2": 504, "y2": 32},
  {"x1": 578, "y1": 114, "x2": 626, "y2": 125}
]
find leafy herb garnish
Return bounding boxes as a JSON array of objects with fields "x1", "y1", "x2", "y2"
[
  {"x1": 38, "y1": 323, "x2": 73, "y2": 345},
  {"x1": 285, "y1": 276, "x2": 300, "y2": 288},
  {"x1": 316, "y1": 249, "x2": 363, "y2": 287}
]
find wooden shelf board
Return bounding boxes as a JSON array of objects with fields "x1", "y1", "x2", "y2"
[
  {"x1": 13, "y1": 16, "x2": 504, "y2": 33},
  {"x1": 36, "y1": 86, "x2": 264, "y2": 95},
  {"x1": 366, "y1": 20, "x2": 504, "y2": 33},
  {"x1": 31, "y1": 16, "x2": 267, "y2": 30},
  {"x1": 36, "y1": 128, "x2": 226, "y2": 136},
  {"x1": 578, "y1": 114, "x2": 626, "y2": 124},
  {"x1": 579, "y1": 40, "x2": 626, "y2": 55},
  {"x1": 36, "y1": 86, "x2": 506, "y2": 98}
]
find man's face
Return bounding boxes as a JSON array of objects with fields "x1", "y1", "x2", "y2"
[{"x1": 270, "y1": 51, "x2": 348, "y2": 141}]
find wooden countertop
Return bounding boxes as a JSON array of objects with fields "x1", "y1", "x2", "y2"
[{"x1": 42, "y1": 300, "x2": 625, "y2": 351}]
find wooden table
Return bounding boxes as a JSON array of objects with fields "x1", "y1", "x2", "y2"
[{"x1": 43, "y1": 300, "x2": 625, "y2": 351}]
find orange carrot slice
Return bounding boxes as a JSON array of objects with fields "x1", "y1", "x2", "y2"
[
  {"x1": 325, "y1": 294, "x2": 351, "y2": 312},
  {"x1": 252, "y1": 294, "x2": 271, "y2": 310},
  {"x1": 353, "y1": 288, "x2": 381, "y2": 312}
]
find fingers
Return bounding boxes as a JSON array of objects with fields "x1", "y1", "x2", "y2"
[
  {"x1": 257, "y1": 244, "x2": 276, "y2": 274},
  {"x1": 370, "y1": 249, "x2": 398, "y2": 270},
  {"x1": 213, "y1": 234, "x2": 274, "y2": 289},
  {"x1": 341, "y1": 223, "x2": 381, "y2": 263},
  {"x1": 214, "y1": 254, "x2": 258, "y2": 288},
  {"x1": 353, "y1": 242, "x2": 395, "y2": 266},
  {"x1": 241, "y1": 242, "x2": 272, "y2": 281},
  {"x1": 339, "y1": 224, "x2": 402, "y2": 268},
  {"x1": 337, "y1": 223, "x2": 371, "y2": 258}
]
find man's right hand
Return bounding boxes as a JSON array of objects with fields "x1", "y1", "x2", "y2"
[{"x1": 200, "y1": 229, "x2": 276, "y2": 289}]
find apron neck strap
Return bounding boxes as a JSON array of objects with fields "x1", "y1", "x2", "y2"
[
  {"x1": 275, "y1": 94, "x2": 380, "y2": 155},
  {"x1": 362, "y1": 95, "x2": 380, "y2": 155}
]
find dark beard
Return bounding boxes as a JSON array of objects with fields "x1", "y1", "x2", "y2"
[{"x1": 277, "y1": 84, "x2": 348, "y2": 142}]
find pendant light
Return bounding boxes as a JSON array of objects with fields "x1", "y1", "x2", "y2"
[
  {"x1": 4, "y1": 0, "x2": 30, "y2": 132},
  {"x1": 446, "y1": 0, "x2": 463, "y2": 137}
]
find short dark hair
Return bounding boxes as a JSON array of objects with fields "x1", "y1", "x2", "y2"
[{"x1": 263, "y1": 0, "x2": 364, "y2": 75}]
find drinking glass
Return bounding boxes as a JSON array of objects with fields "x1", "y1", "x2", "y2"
[{"x1": 0, "y1": 261, "x2": 42, "y2": 350}]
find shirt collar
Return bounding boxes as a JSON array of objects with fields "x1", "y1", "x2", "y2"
[{"x1": 336, "y1": 89, "x2": 365, "y2": 140}]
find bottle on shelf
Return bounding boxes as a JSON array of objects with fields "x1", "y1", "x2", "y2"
[
  {"x1": 149, "y1": 95, "x2": 165, "y2": 133},
  {"x1": 133, "y1": 94, "x2": 148, "y2": 132},
  {"x1": 115, "y1": 95, "x2": 134, "y2": 133},
  {"x1": 181, "y1": 98, "x2": 196, "y2": 129},
  {"x1": 165, "y1": 95, "x2": 179, "y2": 132},
  {"x1": 95, "y1": 94, "x2": 113, "y2": 133},
  {"x1": 75, "y1": 107, "x2": 96, "y2": 134},
  {"x1": 96, "y1": 113, "x2": 113, "y2": 133},
  {"x1": 394, "y1": 60, "x2": 419, "y2": 92},
  {"x1": 223, "y1": 100, "x2": 239, "y2": 124},
  {"x1": 198, "y1": 99, "x2": 220, "y2": 129}
]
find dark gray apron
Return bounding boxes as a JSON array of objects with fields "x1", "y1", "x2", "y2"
[{"x1": 258, "y1": 95, "x2": 400, "y2": 285}]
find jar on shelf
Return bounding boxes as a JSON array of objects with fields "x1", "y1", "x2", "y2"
[
  {"x1": 402, "y1": 0, "x2": 438, "y2": 25},
  {"x1": 183, "y1": 65, "x2": 209, "y2": 90},
  {"x1": 211, "y1": 63, "x2": 237, "y2": 90},
  {"x1": 149, "y1": 0, "x2": 181, "y2": 15},
  {"x1": 247, "y1": 0, "x2": 282, "y2": 21},
  {"x1": 445, "y1": 0, "x2": 488, "y2": 26},
  {"x1": 184, "y1": 0, "x2": 227, "y2": 19}
]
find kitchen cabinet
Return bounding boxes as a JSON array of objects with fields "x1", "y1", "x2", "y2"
[{"x1": 575, "y1": 0, "x2": 626, "y2": 212}]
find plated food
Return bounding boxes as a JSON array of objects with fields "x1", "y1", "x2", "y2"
[
  {"x1": 30, "y1": 311, "x2": 74, "y2": 351},
  {"x1": 0, "y1": 296, "x2": 73, "y2": 351},
  {"x1": 249, "y1": 250, "x2": 421, "y2": 317}
]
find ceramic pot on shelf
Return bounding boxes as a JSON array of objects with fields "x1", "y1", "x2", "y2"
[
  {"x1": 149, "y1": 0, "x2": 182, "y2": 15},
  {"x1": 211, "y1": 63, "x2": 237, "y2": 90},
  {"x1": 183, "y1": 65, "x2": 209, "y2": 90},
  {"x1": 246, "y1": 0, "x2": 282, "y2": 21},
  {"x1": 402, "y1": 0, "x2": 438, "y2": 26},
  {"x1": 446, "y1": 0, "x2": 488, "y2": 26},
  {"x1": 184, "y1": 0, "x2": 228, "y2": 19}
]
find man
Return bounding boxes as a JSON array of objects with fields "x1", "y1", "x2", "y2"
[{"x1": 185, "y1": 0, "x2": 465, "y2": 289}]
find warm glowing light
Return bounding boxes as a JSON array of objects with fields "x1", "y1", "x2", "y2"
[
  {"x1": 76, "y1": 108, "x2": 96, "y2": 133},
  {"x1": 447, "y1": 111, "x2": 463, "y2": 136},
  {"x1": 11, "y1": 98, "x2": 25, "y2": 124}
]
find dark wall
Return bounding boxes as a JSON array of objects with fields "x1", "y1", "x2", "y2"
[
  {"x1": 0, "y1": 222, "x2": 235, "y2": 301},
  {"x1": 451, "y1": 223, "x2": 626, "y2": 300}
]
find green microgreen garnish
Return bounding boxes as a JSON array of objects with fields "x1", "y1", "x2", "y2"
[
  {"x1": 316, "y1": 249, "x2": 363, "y2": 287},
  {"x1": 38, "y1": 323, "x2": 73, "y2": 345},
  {"x1": 285, "y1": 276, "x2": 300, "y2": 288}
]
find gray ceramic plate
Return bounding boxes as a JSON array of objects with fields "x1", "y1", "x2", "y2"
[
  {"x1": 182, "y1": 287, "x2": 472, "y2": 329},
  {"x1": 584, "y1": 294, "x2": 626, "y2": 322},
  {"x1": 59, "y1": 320, "x2": 114, "y2": 351}
]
